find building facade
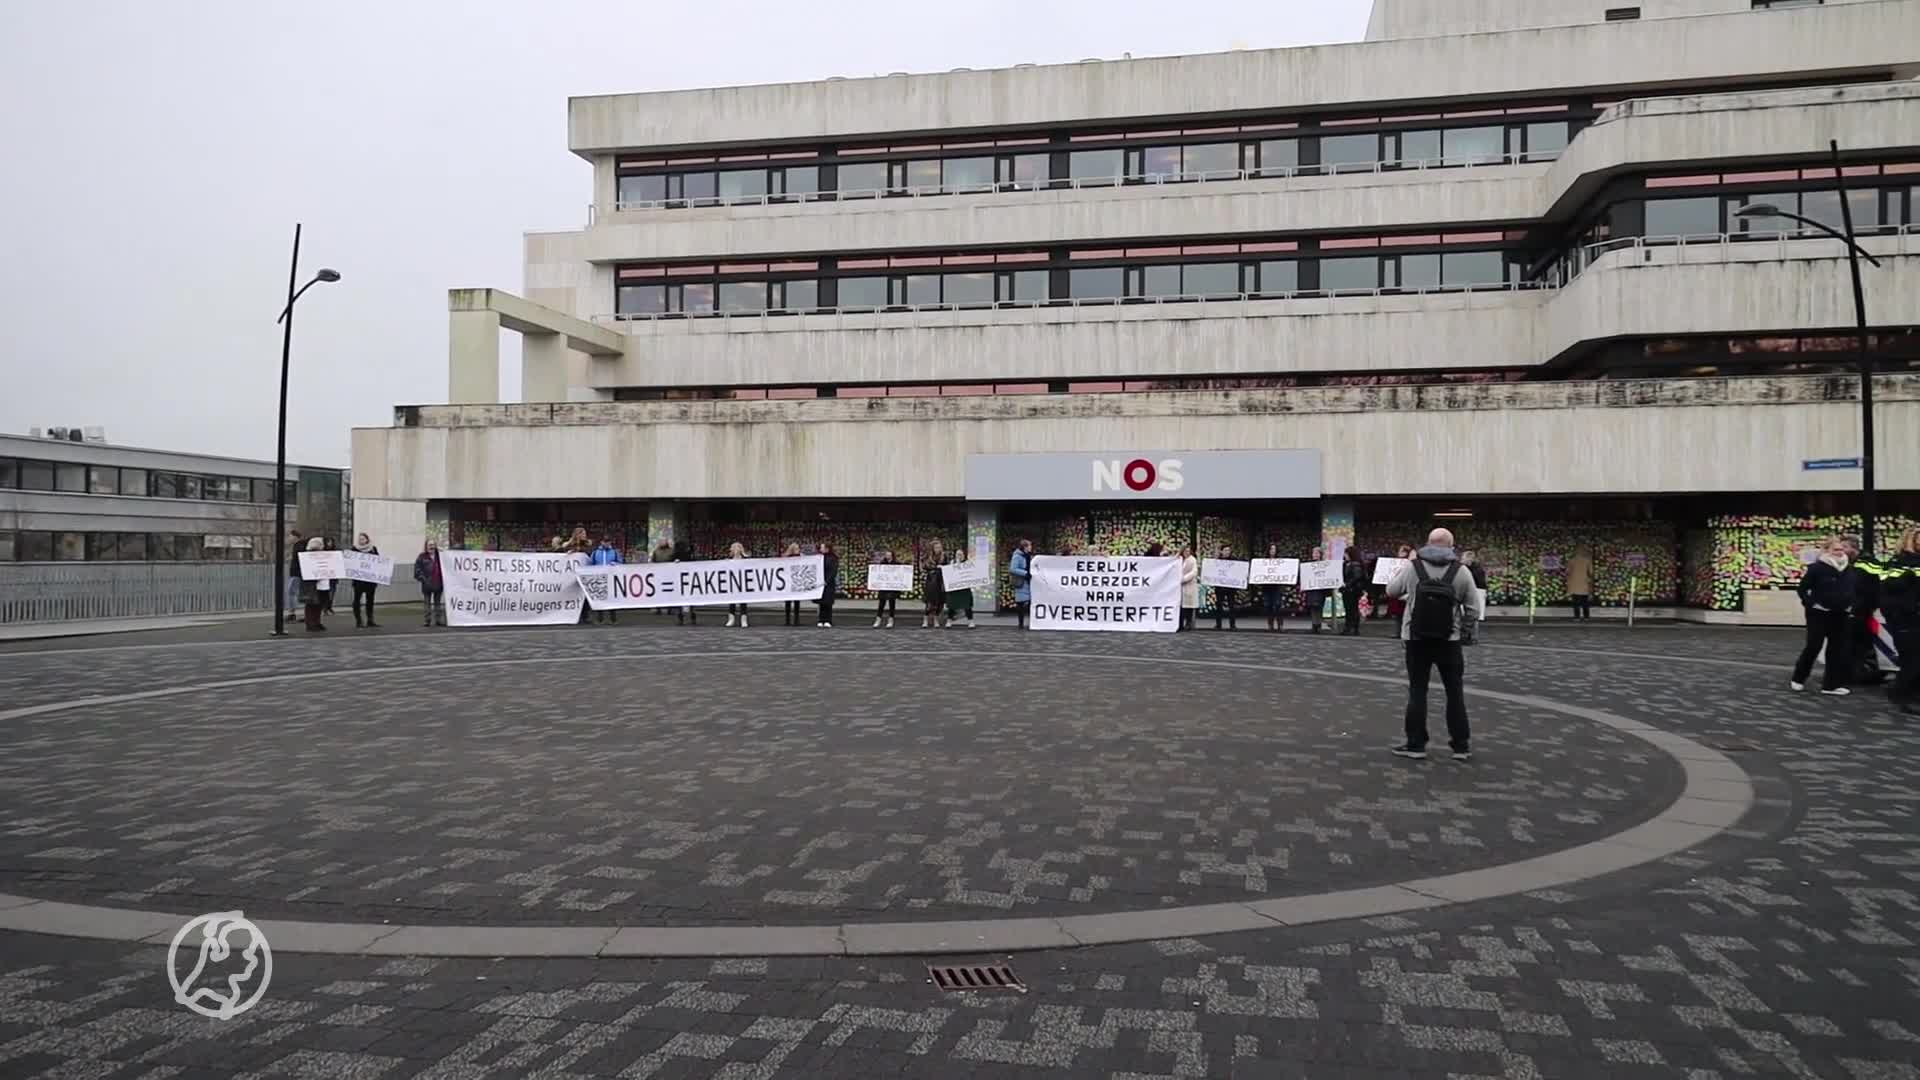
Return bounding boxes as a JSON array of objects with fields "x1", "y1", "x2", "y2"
[{"x1": 352, "y1": 0, "x2": 1920, "y2": 621}]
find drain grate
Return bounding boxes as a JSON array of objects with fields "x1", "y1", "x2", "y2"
[{"x1": 928, "y1": 963, "x2": 1026, "y2": 993}]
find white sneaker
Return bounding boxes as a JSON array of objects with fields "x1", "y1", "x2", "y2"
[
  {"x1": 816, "y1": 621, "x2": 825, "y2": 627},
  {"x1": 725, "y1": 614, "x2": 737, "y2": 627},
  {"x1": 823, "y1": 621, "x2": 832, "y2": 628},
  {"x1": 1821, "y1": 686, "x2": 1851, "y2": 696},
  {"x1": 1789, "y1": 681, "x2": 1806, "y2": 691},
  {"x1": 921, "y1": 616, "x2": 931, "y2": 628},
  {"x1": 886, "y1": 617, "x2": 894, "y2": 628},
  {"x1": 740, "y1": 615, "x2": 749, "y2": 627},
  {"x1": 873, "y1": 616, "x2": 882, "y2": 628},
  {"x1": 966, "y1": 617, "x2": 975, "y2": 628}
]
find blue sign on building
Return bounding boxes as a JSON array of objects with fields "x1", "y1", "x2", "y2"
[{"x1": 1802, "y1": 458, "x2": 1864, "y2": 471}]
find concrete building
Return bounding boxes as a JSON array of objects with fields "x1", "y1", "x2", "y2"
[{"x1": 353, "y1": 0, "x2": 1920, "y2": 621}]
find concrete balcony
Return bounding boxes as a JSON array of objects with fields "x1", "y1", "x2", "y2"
[{"x1": 567, "y1": 232, "x2": 1920, "y2": 390}]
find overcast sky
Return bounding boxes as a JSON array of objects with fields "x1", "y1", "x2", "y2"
[{"x1": 0, "y1": 0, "x2": 1372, "y2": 467}]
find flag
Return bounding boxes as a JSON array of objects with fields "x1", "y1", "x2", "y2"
[{"x1": 1869, "y1": 609, "x2": 1902, "y2": 672}]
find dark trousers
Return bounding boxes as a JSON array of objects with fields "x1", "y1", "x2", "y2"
[
  {"x1": 1792, "y1": 609, "x2": 1850, "y2": 690},
  {"x1": 1342, "y1": 590, "x2": 1363, "y2": 634},
  {"x1": 1214, "y1": 589, "x2": 1237, "y2": 629},
  {"x1": 946, "y1": 594, "x2": 973, "y2": 620},
  {"x1": 1179, "y1": 607, "x2": 1194, "y2": 631},
  {"x1": 1306, "y1": 591, "x2": 1328, "y2": 631},
  {"x1": 817, "y1": 595, "x2": 835, "y2": 624},
  {"x1": 1016, "y1": 600, "x2": 1029, "y2": 628},
  {"x1": 1262, "y1": 586, "x2": 1282, "y2": 619},
  {"x1": 783, "y1": 600, "x2": 802, "y2": 625},
  {"x1": 594, "y1": 605, "x2": 619, "y2": 624},
  {"x1": 727, "y1": 604, "x2": 746, "y2": 616},
  {"x1": 351, "y1": 582, "x2": 377, "y2": 624},
  {"x1": 1404, "y1": 639, "x2": 1470, "y2": 751},
  {"x1": 1570, "y1": 594, "x2": 1592, "y2": 619},
  {"x1": 874, "y1": 593, "x2": 898, "y2": 618},
  {"x1": 421, "y1": 588, "x2": 444, "y2": 625},
  {"x1": 1890, "y1": 627, "x2": 1917, "y2": 703},
  {"x1": 319, "y1": 585, "x2": 335, "y2": 613},
  {"x1": 303, "y1": 600, "x2": 324, "y2": 630}
]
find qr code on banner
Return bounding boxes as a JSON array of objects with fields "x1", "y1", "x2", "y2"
[
  {"x1": 788, "y1": 563, "x2": 818, "y2": 593},
  {"x1": 579, "y1": 574, "x2": 609, "y2": 603}
]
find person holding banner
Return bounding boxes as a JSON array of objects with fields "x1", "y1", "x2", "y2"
[
  {"x1": 868, "y1": 548, "x2": 901, "y2": 629},
  {"x1": 1211, "y1": 544, "x2": 1240, "y2": 631},
  {"x1": 1009, "y1": 539, "x2": 1033, "y2": 628},
  {"x1": 1303, "y1": 546, "x2": 1330, "y2": 634},
  {"x1": 1178, "y1": 545, "x2": 1199, "y2": 631},
  {"x1": 298, "y1": 538, "x2": 329, "y2": 632},
  {"x1": 413, "y1": 541, "x2": 446, "y2": 627},
  {"x1": 1341, "y1": 547, "x2": 1367, "y2": 635},
  {"x1": 672, "y1": 540, "x2": 698, "y2": 625},
  {"x1": 780, "y1": 542, "x2": 806, "y2": 625},
  {"x1": 920, "y1": 540, "x2": 947, "y2": 629},
  {"x1": 350, "y1": 533, "x2": 381, "y2": 628},
  {"x1": 590, "y1": 537, "x2": 624, "y2": 624},
  {"x1": 945, "y1": 547, "x2": 977, "y2": 629},
  {"x1": 319, "y1": 537, "x2": 340, "y2": 615},
  {"x1": 1260, "y1": 543, "x2": 1286, "y2": 632},
  {"x1": 816, "y1": 542, "x2": 839, "y2": 628}
]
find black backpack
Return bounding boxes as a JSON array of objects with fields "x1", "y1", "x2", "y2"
[{"x1": 1409, "y1": 561, "x2": 1461, "y2": 641}]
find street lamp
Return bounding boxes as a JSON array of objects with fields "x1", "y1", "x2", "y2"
[
  {"x1": 270, "y1": 221, "x2": 340, "y2": 637},
  {"x1": 1732, "y1": 151, "x2": 1884, "y2": 554}
]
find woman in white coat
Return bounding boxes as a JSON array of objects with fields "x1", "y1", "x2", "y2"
[{"x1": 1179, "y1": 544, "x2": 1200, "y2": 631}]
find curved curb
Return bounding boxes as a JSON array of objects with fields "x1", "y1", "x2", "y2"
[{"x1": 0, "y1": 650, "x2": 1754, "y2": 957}]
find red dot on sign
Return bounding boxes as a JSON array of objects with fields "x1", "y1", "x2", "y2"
[{"x1": 1123, "y1": 459, "x2": 1156, "y2": 492}]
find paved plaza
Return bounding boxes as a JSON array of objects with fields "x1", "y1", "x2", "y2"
[{"x1": 0, "y1": 621, "x2": 1915, "y2": 1078}]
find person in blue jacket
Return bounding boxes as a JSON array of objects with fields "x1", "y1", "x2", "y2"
[
  {"x1": 1009, "y1": 538, "x2": 1034, "y2": 628},
  {"x1": 590, "y1": 536, "x2": 622, "y2": 624}
]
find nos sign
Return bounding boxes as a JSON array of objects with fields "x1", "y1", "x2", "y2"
[{"x1": 1093, "y1": 458, "x2": 1185, "y2": 494}]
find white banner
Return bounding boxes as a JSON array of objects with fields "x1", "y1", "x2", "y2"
[
  {"x1": 1372, "y1": 557, "x2": 1412, "y2": 586},
  {"x1": 941, "y1": 559, "x2": 992, "y2": 590},
  {"x1": 1200, "y1": 558, "x2": 1250, "y2": 589},
  {"x1": 1030, "y1": 555, "x2": 1180, "y2": 634},
  {"x1": 866, "y1": 563, "x2": 914, "y2": 592},
  {"x1": 1248, "y1": 558, "x2": 1299, "y2": 586},
  {"x1": 441, "y1": 551, "x2": 586, "y2": 626},
  {"x1": 576, "y1": 555, "x2": 825, "y2": 611},
  {"x1": 297, "y1": 551, "x2": 345, "y2": 581},
  {"x1": 342, "y1": 551, "x2": 395, "y2": 585},
  {"x1": 1299, "y1": 559, "x2": 1342, "y2": 592}
]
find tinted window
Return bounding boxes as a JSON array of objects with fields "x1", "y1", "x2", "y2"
[
  {"x1": 777, "y1": 279, "x2": 818, "y2": 311},
  {"x1": 20, "y1": 460, "x2": 54, "y2": 490},
  {"x1": 119, "y1": 532, "x2": 148, "y2": 560},
  {"x1": 1396, "y1": 129, "x2": 1441, "y2": 164},
  {"x1": 780, "y1": 166, "x2": 819, "y2": 196},
  {"x1": 1001, "y1": 269, "x2": 1049, "y2": 302},
  {"x1": 20, "y1": 531, "x2": 53, "y2": 561},
  {"x1": 905, "y1": 159, "x2": 941, "y2": 191},
  {"x1": 942, "y1": 157, "x2": 994, "y2": 191},
  {"x1": 1443, "y1": 126, "x2": 1504, "y2": 163},
  {"x1": 678, "y1": 283, "x2": 715, "y2": 314},
  {"x1": 618, "y1": 174, "x2": 667, "y2": 206},
  {"x1": 1257, "y1": 139, "x2": 1297, "y2": 174},
  {"x1": 1141, "y1": 264, "x2": 1181, "y2": 297},
  {"x1": 120, "y1": 468, "x2": 147, "y2": 496},
  {"x1": 902, "y1": 274, "x2": 940, "y2": 306},
  {"x1": 56, "y1": 464, "x2": 85, "y2": 492},
  {"x1": 717, "y1": 282, "x2": 767, "y2": 312},
  {"x1": 1257, "y1": 260, "x2": 1298, "y2": 293},
  {"x1": 1443, "y1": 251, "x2": 1508, "y2": 285},
  {"x1": 55, "y1": 532, "x2": 85, "y2": 560},
  {"x1": 1068, "y1": 149, "x2": 1124, "y2": 186},
  {"x1": 1003, "y1": 154, "x2": 1050, "y2": 190},
  {"x1": 0, "y1": 458, "x2": 15, "y2": 488},
  {"x1": 0, "y1": 532, "x2": 13, "y2": 560},
  {"x1": 252, "y1": 478, "x2": 278, "y2": 503},
  {"x1": 1320, "y1": 256, "x2": 1380, "y2": 291},
  {"x1": 1069, "y1": 267, "x2": 1125, "y2": 299},
  {"x1": 717, "y1": 169, "x2": 768, "y2": 203},
  {"x1": 87, "y1": 533, "x2": 118, "y2": 560},
  {"x1": 1319, "y1": 133, "x2": 1379, "y2": 169},
  {"x1": 944, "y1": 272, "x2": 993, "y2": 305},
  {"x1": 679, "y1": 172, "x2": 717, "y2": 203},
  {"x1": 617, "y1": 284, "x2": 667, "y2": 315},
  {"x1": 1397, "y1": 253, "x2": 1441, "y2": 290},
  {"x1": 1142, "y1": 146, "x2": 1181, "y2": 179},
  {"x1": 1801, "y1": 189, "x2": 1880, "y2": 231},
  {"x1": 1525, "y1": 122, "x2": 1569, "y2": 159},
  {"x1": 87, "y1": 467, "x2": 117, "y2": 494},
  {"x1": 1731, "y1": 192, "x2": 1800, "y2": 231},
  {"x1": 1645, "y1": 196, "x2": 1721, "y2": 236},
  {"x1": 838, "y1": 162, "x2": 887, "y2": 196},
  {"x1": 839, "y1": 276, "x2": 889, "y2": 308},
  {"x1": 1184, "y1": 143, "x2": 1240, "y2": 177},
  {"x1": 1184, "y1": 262, "x2": 1240, "y2": 296}
]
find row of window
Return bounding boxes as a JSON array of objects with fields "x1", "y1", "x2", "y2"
[
  {"x1": 1, "y1": 531, "x2": 264, "y2": 563},
  {"x1": 1643, "y1": 185, "x2": 1914, "y2": 238},
  {"x1": 612, "y1": 122, "x2": 1574, "y2": 208},
  {"x1": 613, "y1": 251, "x2": 1519, "y2": 315},
  {"x1": 0, "y1": 458, "x2": 296, "y2": 504}
]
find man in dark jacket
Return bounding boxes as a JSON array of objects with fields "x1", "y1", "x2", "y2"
[
  {"x1": 1791, "y1": 538, "x2": 1856, "y2": 695},
  {"x1": 1385, "y1": 529, "x2": 1478, "y2": 761},
  {"x1": 1875, "y1": 528, "x2": 1920, "y2": 716}
]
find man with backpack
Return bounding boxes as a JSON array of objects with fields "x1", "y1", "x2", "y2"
[{"x1": 1386, "y1": 528, "x2": 1478, "y2": 761}]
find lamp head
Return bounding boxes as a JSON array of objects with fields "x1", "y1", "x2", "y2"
[
  {"x1": 315, "y1": 268, "x2": 342, "y2": 282},
  {"x1": 1733, "y1": 204, "x2": 1783, "y2": 219}
]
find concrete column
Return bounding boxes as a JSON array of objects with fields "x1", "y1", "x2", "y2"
[
  {"x1": 966, "y1": 502, "x2": 1001, "y2": 613},
  {"x1": 1320, "y1": 498, "x2": 1355, "y2": 561},
  {"x1": 448, "y1": 309, "x2": 502, "y2": 404},
  {"x1": 521, "y1": 331, "x2": 570, "y2": 403}
]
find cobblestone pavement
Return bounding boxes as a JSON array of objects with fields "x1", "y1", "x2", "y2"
[{"x1": 2, "y1": 624, "x2": 1915, "y2": 1078}]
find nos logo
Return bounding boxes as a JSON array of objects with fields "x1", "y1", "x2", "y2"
[{"x1": 1092, "y1": 458, "x2": 1184, "y2": 494}]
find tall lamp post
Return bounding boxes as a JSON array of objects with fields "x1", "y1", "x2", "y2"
[
  {"x1": 270, "y1": 221, "x2": 341, "y2": 637},
  {"x1": 1732, "y1": 142, "x2": 1883, "y2": 555}
]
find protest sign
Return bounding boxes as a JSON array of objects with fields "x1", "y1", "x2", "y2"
[
  {"x1": 297, "y1": 551, "x2": 345, "y2": 581},
  {"x1": 1541, "y1": 554, "x2": 1564, "y2": 571},
  {"x1": 440, "y1": 550, "x2": 586, "y2": 626},
  {"x1": 1030, "y1": 555, "x2": 1180, "y2": 633},
  {"x1": 1248, "y1": 558, "x2": 1299, "y2": 586},
  {"x1": 1200, "y1": 558, "x2": 1250, "y2": 590},
  {"x1": 941, "y1": 560, "x2": 992, "y2": 591},
  {"x1": 866, "y1": 563, "x2": 914, "y2": 592},
  {"x1": 341, "y1": 551, "x2": 395, "y2": 585},
  {"x1": 575, "y1": 555, "x2": 825, "y2": 611},
  {"x1": 1299, "y1": 559, "x2": 1342, "y2": 592},
  {"x1": 1371, "y1": 557, "x2": 1412, "y2": 586}
]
